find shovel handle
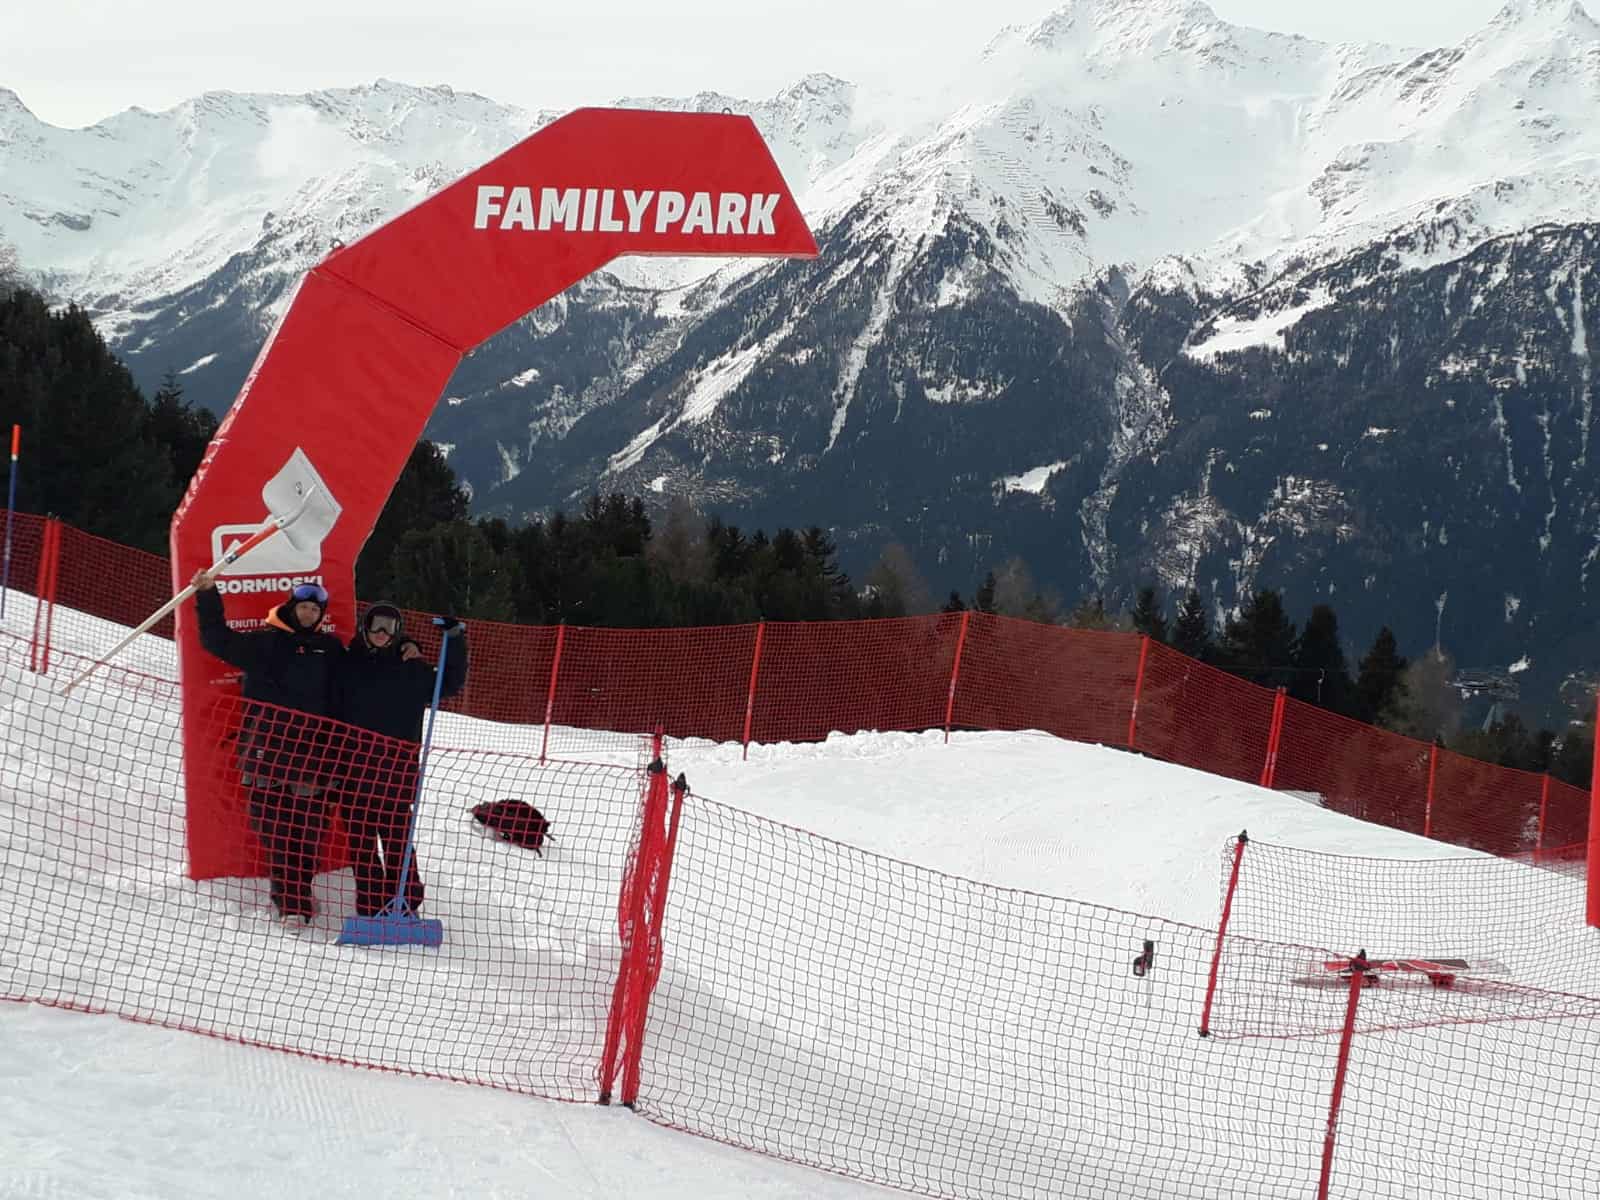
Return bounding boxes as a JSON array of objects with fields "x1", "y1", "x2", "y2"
[{"x1": 60, "y1": 487, "x2": 321, "y2": 696}]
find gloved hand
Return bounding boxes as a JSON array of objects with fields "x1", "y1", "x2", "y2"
[{"x1": 435, "y1": 616, "x2": 465, "y2": 638}]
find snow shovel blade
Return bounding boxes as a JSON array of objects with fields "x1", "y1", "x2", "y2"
[
  {"x1": 337, "y1": 912, "x2": 444, "y2": 948},
  {"x1": 223, "y1": 448, "x2": 344, "y2": 574},
  {"x1": 262, "y1": 447, "x2": 341, "y2": 556}
]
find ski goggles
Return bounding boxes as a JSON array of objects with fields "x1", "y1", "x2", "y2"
[
  {"x1": 365, "y1": 613, "x2": 400, "y2": 637},
  {"x1": 290, "y1": 583, "x2": 330, "y2": 605}
]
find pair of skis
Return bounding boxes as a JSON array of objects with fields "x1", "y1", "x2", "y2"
[{"x1": 1296, "y1": 953, "x2": 1509, "y2": 991}]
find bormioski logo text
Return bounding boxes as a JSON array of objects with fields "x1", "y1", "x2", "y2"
[
  {"x1": 216, "y1": 574, "x2": 325, "y2": 596},
  {"x1": 473, "y1": 186, "x2": 780, "y2": 236}
]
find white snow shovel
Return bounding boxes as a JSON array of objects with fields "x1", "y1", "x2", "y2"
[{"x1": 60, "y1": 483, "x2": 324, "y2": 697}]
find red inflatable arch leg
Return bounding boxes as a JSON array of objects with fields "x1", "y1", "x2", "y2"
[{"x1": 171, "y1": 109, "x2": 817, "y2": 879}]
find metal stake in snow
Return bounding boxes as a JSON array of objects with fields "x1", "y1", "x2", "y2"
[
  {"x1": 0, "y1": 424, "x2": 18, "y2": 620},
  {"x1": 60, "y1": 486, "x2": 322, "y2": 697}
]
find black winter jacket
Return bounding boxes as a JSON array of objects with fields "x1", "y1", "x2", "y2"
[
  {"x1": 334, "y1": 634, "x2": 467, "y2": 743},
  {"x1": 196, "y1": 586, "x2": 343, "y2": 789},
  {"x1": 196, "y1": 587, "x2": 342, "y2": 714}
]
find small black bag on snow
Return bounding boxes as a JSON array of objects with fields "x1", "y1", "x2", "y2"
[{"x1": 472, "y1": 800, "x2": 553, "y2": 854}]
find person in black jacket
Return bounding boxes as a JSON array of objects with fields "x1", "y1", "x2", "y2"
[
  {"x1": 192, "y1": 572, "x2": 342, "y2": 924},
  {"x1": 333, "y1": 604, "x2": 467, "y2": 917}
]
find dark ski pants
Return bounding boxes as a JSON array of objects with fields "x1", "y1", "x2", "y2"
[
  {"x1": 249, "y1": 786, "x2": 328, "y2": 919},
  {"x1": 343, "y1": 780, "x2": 425, "y2": 918}
]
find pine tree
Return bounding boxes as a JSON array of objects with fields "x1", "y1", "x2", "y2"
[
  {"x1": 1292, "y1": 604, "x2": 1356, "y2": 714},
  {"x1": 1355, "y1": 627, "x2": 1408, "y2": 725},
  {"x1": 581, "y1": 492, "x2": 650, "y2": 557},
  {"x1": 1217, "y1": 589, "x2": 1299, "y2": 687},
  {"x1": 1452, "y1": 714, "x2": 1546, "y2": 773},
  {"x1": 0, "y1": 289, "x2": 176, "y2": 552},
  {"x1": 145, "y1": 369, "x2": 218, "y2": 494},
  {"x1": 802, "y1": 526, "x2": 855, "y2": 617},
  {"x1": 708, "y1": 518, "x2": 752, "y2": 581},
  {"x1": 1129, "y1": 585, "x2": 1168, "y2": 642},
  {"x1": 942, "y1": 590, "x2": 967, "y2": 613},
  {"x1": 1170, "y1": 589, "x2": 1211, "y2": 661},
  {"x1": 974, "y1": 571, "x2": 998, "y2": 615},
  {"x1": 358, "y1": 440, "x2": 470, "y2": 599},
  {"x1": 387, "y1": 520, "x2": 518, "y2": 621}
]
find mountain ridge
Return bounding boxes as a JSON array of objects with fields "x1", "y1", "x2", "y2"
[{"x1": 5, "y1": 2, "x2": 1600, "y2": 719}]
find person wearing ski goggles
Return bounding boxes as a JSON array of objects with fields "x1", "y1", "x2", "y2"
[{"x1": 333, "y1": 603, "x2": 469, "y2": 919}]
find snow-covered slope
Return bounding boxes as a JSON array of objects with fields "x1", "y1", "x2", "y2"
[{"x1": 4, "y1": 599, "x2": 1597, "y2": 1198}]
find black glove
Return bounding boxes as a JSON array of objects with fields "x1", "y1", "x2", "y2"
[{"x1": 435, "y1": 616, "x2": 465, "y2": 638}]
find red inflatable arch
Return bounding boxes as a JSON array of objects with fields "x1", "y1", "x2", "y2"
[{"x1": 171, "y1": 108, "x2": 817, "y2": 879}]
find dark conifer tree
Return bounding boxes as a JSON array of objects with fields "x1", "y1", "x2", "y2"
[
  {"x1": 1354, "y1": 627, "x2": 1408, "y2": 724},
  {"x1": 801, "y1": 526, "x2": 855, "y2": 617},
  {"x1": 1130, "y1": 585, "x2": 1168, "y2": 642},
  {"x1": 1171, "y1": 589, "x2": 1211, "y2": 661},
  {"x1": 0, "y1": 289, "x2": 176, "y2": 552},
  {"x1": 974, "y1": 571, "x2": 998, "y2": 615},
  {"x1": 387, "y1": 519, "x2": 518, "y2": 621},
  {"x1": 1292, "y1": 604, "x2": 1356, "y2": 714},
  {"x1": 145, "y1": 369, "x2": 218, "y2": 494},
  {"x1": 357, "y1": 439, "x2": 470, "y2": 599},
  {"x1": 1218, "y1": 589, "x2": 1299, "y2": 687}
]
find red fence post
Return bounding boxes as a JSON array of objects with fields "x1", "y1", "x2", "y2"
[
  {"x1": 28, "y1": 518, "x2": 60, "y2": 675},
  {"x1": 1126, "y1": 634, "x2": 1151, "y2": 750},
  {"x1": 1198, "y1": 831, "x2": 1248, "y2": 1038},
  {"x1": 742, "y1": 621, "x2": 765, "y2": 761},
  {"x1": 1317, "y1": 951, "x2": 1369, "y2": 1200},
  {"x1": 1258, "y1": 688, "x2": 1287, "y2": 789},
  {"x1": 1423, "y1": 744, "x2": 1439, "y2": 840},
  {"x1": 944, "y1": 610, "x2": 972, "y2": 745},
  {"x1": 620, "y1": 770, "x2": 689, "y2": 1107},
  {"x1": 539, "y1": 622, "x2": 565, "y2": 764},
  {"x1": 600, "y1": 731, "x2": 669, "y2": 1101},
  {"x1": 1587, "y1": 693, "x2": 1600, "y2": 928}
]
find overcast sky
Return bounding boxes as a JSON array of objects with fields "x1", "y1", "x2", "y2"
[{"x1": 3, "y1": 0, "x2": 1513, "y2": 129}]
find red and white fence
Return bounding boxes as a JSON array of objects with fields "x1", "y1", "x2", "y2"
[
  {"x1": 4, "y1": 639, "x2": 1599, "y2": 1198},
  {"x1": 5, "y1": 510, "x2": 1591, "y2": 867}
]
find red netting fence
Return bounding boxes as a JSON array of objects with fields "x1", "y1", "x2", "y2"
[
  {"x1": 7, "y1": 609, "x2": 1600, "y2": 1195},
  {"x1": 1190, "y1": 835, "x2": 1600, "y2": 1198},
  {"x1": 7, "y1": 510, "x2": 1589, "y2": 875},
  {"x1": 1201, "y1": 836, "x2": 1600, "y2": 1041},
  {"x1": 629, "y1": 794, "x2": 1600, "y2": 1199},
  {"x1": 0, "y1": 629, "x2": 648, "y2": 1101}
]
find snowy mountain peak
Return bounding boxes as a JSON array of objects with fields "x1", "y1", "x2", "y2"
[
  {"x1": 1486, "y1": 0, "x2": 1600, "y2": 38},
  {"x1": 779, "y1": 73, "x2": 854, "y2": 101},
  {"x1": 991, "y1": 0, "x2": 1226, "y2": 57},
  {"x1": 1030, "y1": 0, "x2": 1219, "y2": 32}
]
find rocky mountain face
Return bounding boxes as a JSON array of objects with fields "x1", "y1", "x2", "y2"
[{"x1": 5, "y1": 0, "x2": 1600, "y2": 718}]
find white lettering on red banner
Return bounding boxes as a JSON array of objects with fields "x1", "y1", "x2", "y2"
[
  {"x1": 474, "y1": 186, "x2": 780, "y2": 236},
  {"x1": 216, "y1": 574, "x2": 326, "y2": 596}
]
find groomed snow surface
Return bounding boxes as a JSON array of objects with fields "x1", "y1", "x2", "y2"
[{"x1": 1, "y1": 600, "x2": 1596, "y2": 1198}]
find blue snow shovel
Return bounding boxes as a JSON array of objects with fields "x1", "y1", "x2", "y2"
[{"x1": 338, "y1": 618, "x2": 458, "y2": 948}]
